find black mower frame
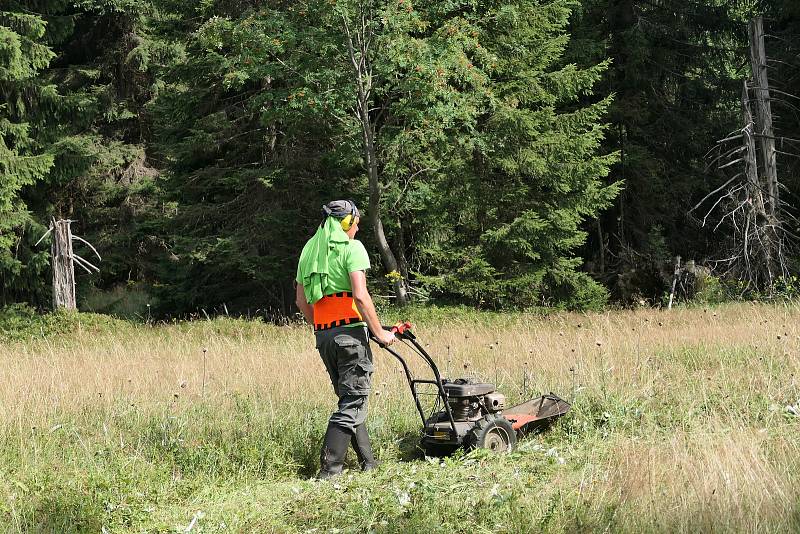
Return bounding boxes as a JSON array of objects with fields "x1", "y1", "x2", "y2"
[{"x1": 371, "y1": 323, "x2": 459, "y2": 437}]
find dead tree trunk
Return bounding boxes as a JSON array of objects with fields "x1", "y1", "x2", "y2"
[
  {"x1": 342, "y1": 4, "x2": 409, "y2": 305},
  {"x1": 667, "y1": 255, "x2": 681, "y2": 310},
  {"x1": 52, "y1": 219, "x2": 76, "y2": 310},
  {"x1": 748, "y1": 16, "x2": 785, "y2": 290},
  {"x1": 694, "y1": 17, "x2": 789, "y2": 293},
  {"x1": 741, "y1": 80, "x2": 775, "y2": 286},
  {"x1": 741, "y1": 81, "x2": 763, "y2": 216},
  {"x1": 37, "y1": 218, "x2": 102, "y2": 311},
  {"x1": 748, "y1": 16, "x2": 779, "y2": 215}
]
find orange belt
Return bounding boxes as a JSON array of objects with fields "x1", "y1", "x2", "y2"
[{"x1": 314, "y1": 292, "x2": 363, "y2": 331}]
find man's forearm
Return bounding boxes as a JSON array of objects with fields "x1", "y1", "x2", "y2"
[{"x1": 354, "y1": 293, "x2": 384, "y2": 338}]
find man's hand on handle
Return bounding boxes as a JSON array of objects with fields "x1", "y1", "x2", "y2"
[{"x1": 375, "y1": 329, "x2": 396, "y2": 346}]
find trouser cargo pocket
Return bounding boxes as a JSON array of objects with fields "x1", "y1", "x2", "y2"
[{"x1": 334, "y1": 333, "x2": 374, "y2": 396}]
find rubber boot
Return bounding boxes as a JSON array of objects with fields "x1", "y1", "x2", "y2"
[
  {"x1": 351, "y1": 423, "x2": 379, "y2": 471},
  {"x1": 317, "y1": 423, "x2": 351, "y2": 480}
]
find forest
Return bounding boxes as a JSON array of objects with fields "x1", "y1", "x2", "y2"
[{"x1": 2, "y1": 0, "x2": 799, "y2": 317}]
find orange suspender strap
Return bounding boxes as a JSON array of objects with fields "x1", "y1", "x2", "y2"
[{"x1": 313, "y1": 292, "x2": 363, "y2": 331}]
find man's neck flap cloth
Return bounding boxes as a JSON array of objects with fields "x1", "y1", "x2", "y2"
[{"x1": 298, "y1": 216, "x2": 350, "y2": 305}]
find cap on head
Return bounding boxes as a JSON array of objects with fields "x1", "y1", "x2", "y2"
[{"x1": 322, "y1": 200, "x2": 360, "y2": 231}]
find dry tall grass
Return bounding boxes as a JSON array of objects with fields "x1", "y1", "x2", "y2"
[{"x1": 1, "y1": 302, "x2": 798, "y2": 532}]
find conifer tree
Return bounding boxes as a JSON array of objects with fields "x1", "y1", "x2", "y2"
[
  {"x1": 29, "y1": 0, "x2": 167, "y2": 304},
  {"x1": 410, "y1": 0, "x2": 619, "y2": 309},
  {"x1": 566, "y1": 0, "x2": 748, "y2": 300},
  {"x1": 0, "y1": 8, "x2": 55, "y2": 304},
  {"x1": 2, "y1": 1, "x2": 169, "y2": 308},
  {"x1": 147, "y1": 3, "x2": 342, "y2": 314}
]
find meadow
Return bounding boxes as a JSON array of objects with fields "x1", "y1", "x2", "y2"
[{"x1": 0, "y1": 303, "x2": 798, "y2": 532}]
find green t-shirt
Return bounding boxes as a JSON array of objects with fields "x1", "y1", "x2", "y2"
[
  {"x1": 296, "y1": 236, "x2": 370, "y2": 328},
  {"x1": 295, "y1": 238, "x2": 371, "y2": 293}
]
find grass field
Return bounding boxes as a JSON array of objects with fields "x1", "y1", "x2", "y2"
[{"x1": 1, "y1": 303, "x2": 799, "y2": 532}]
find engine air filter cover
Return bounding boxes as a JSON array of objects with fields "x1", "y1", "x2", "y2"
[{"x1": 443, "y1": 380, "x2": 496, "y2": 397}]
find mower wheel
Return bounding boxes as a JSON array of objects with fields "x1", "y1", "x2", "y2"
[{"x1": 465, "y1": 414, "x2": 516, "y2": 453}]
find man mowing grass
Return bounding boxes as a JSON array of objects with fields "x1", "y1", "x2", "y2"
[{"x1": 295, "y1": 200, "x2": 396, "y2": 479}]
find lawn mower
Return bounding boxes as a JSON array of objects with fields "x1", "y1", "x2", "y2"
[{"x1": 374, "y1": 322, "x2": 571, "y2": 456}]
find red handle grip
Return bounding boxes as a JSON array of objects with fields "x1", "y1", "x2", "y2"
[{"x1": 390, "y1": 320, "x2": 414, "y2": 335}]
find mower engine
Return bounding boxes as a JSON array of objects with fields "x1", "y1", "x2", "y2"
[
  {"x1": 445, "y1": 381, "x2": 505, "y2": 420},
  {"x1": 421, "y1": 379, "x2": 517, "y2": 455}
]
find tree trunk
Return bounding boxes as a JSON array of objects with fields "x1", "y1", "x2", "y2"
[
  {"x1": 617, "y1": 124, "x2": 626, "y2": 244},
  {"x1": 396, "y1": 218, "x2": 410, "y2": 280},
  {"x1": 358, "y1": 96, "x2": 409, "y2": 305},
  {"x1": 596, "y1": 218, "x2": 605, "y2": 273},
  {"x1": 747, "y1": 16, "x2": 783, "y2": 289},
  {"x1": 742, "y1": 82, "x2": 761, "y2": 208},
  {"x1": 52, "y1": 219, "x2": 76, "y2": 310},
  {"x1": 742, "y1": 79, "x2": 777, "y2": 288},
  {"x1": 748, "y1": 16, "x2": 779, "y2": 215},
  {"x1": 344, "y1": 9, "x2": 409, "y2": 306}
]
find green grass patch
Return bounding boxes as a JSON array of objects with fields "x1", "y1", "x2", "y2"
[{"x1": 0, "y1": 304, "x2": 133, "y2": 343}]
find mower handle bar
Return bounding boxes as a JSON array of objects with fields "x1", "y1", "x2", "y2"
[{"x1": 369, "y1": 323, "x2": 458, "y2": 435}]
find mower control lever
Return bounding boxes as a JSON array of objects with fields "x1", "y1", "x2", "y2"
[
  {"x1": 370, "y1": 321, "x2": 414, "y2": 347},
  {"x1": 387, "y1": 321, "x2": 415, "y2": 339}
]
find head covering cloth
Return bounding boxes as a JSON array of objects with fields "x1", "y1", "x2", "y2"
[
  {"x1": 321, "y1": 199, "x2": 360, "y2": 224},
  {"x1": 297, "y1": 200, "x2": 360, "y2": 304}
]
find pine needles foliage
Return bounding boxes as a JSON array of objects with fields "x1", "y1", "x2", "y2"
[{"x1": 145, "y1": 0, "x2": 618, "y2": 314}]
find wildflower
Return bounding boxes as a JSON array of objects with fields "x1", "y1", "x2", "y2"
[{"x1": 396, "y1": 491, "x2": 411, "y2": 506}]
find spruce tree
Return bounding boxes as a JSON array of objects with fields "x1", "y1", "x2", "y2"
[
  {"x1": 30, "y1": 0, "x2": 167, "y2": 307},
  {"x1": 0, "y1": 8, "x2": 55, "y2": 304},
  {"x1": 148, "y1": 3, "x2": 343, "y2": 314},
  {"x1": 410, "y1": 0, "x2": 619, "y2": 309},
  {"x1": 566, "y1": 0, "x2": 748, "y2": 300},
  {"x1": 2, "y1": 1, "x2": 170, "y2": 308}
]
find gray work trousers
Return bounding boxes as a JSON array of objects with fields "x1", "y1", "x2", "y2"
[{"x1": 315, "y1": 325, "x2": 374, "y2": 433}]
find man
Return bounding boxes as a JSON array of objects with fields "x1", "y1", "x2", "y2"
[{"x1": 295, "y1": 199, "x2": 396, "y2": 479}]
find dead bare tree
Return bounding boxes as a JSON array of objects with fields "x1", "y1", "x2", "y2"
[
  {"x1": 693, "y1": 16, "x2": 798, "y2": 294},
  {"x1": 36, "y1": 219, "x2": 102, "y2": 310},
  {"x1": 749, "y1": 16, "x2": 779, "y2": 216}
]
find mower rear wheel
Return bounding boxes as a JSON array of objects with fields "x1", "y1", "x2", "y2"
[{"x1": 465, "y1": 414, "x2": 516, "y2": 453}]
